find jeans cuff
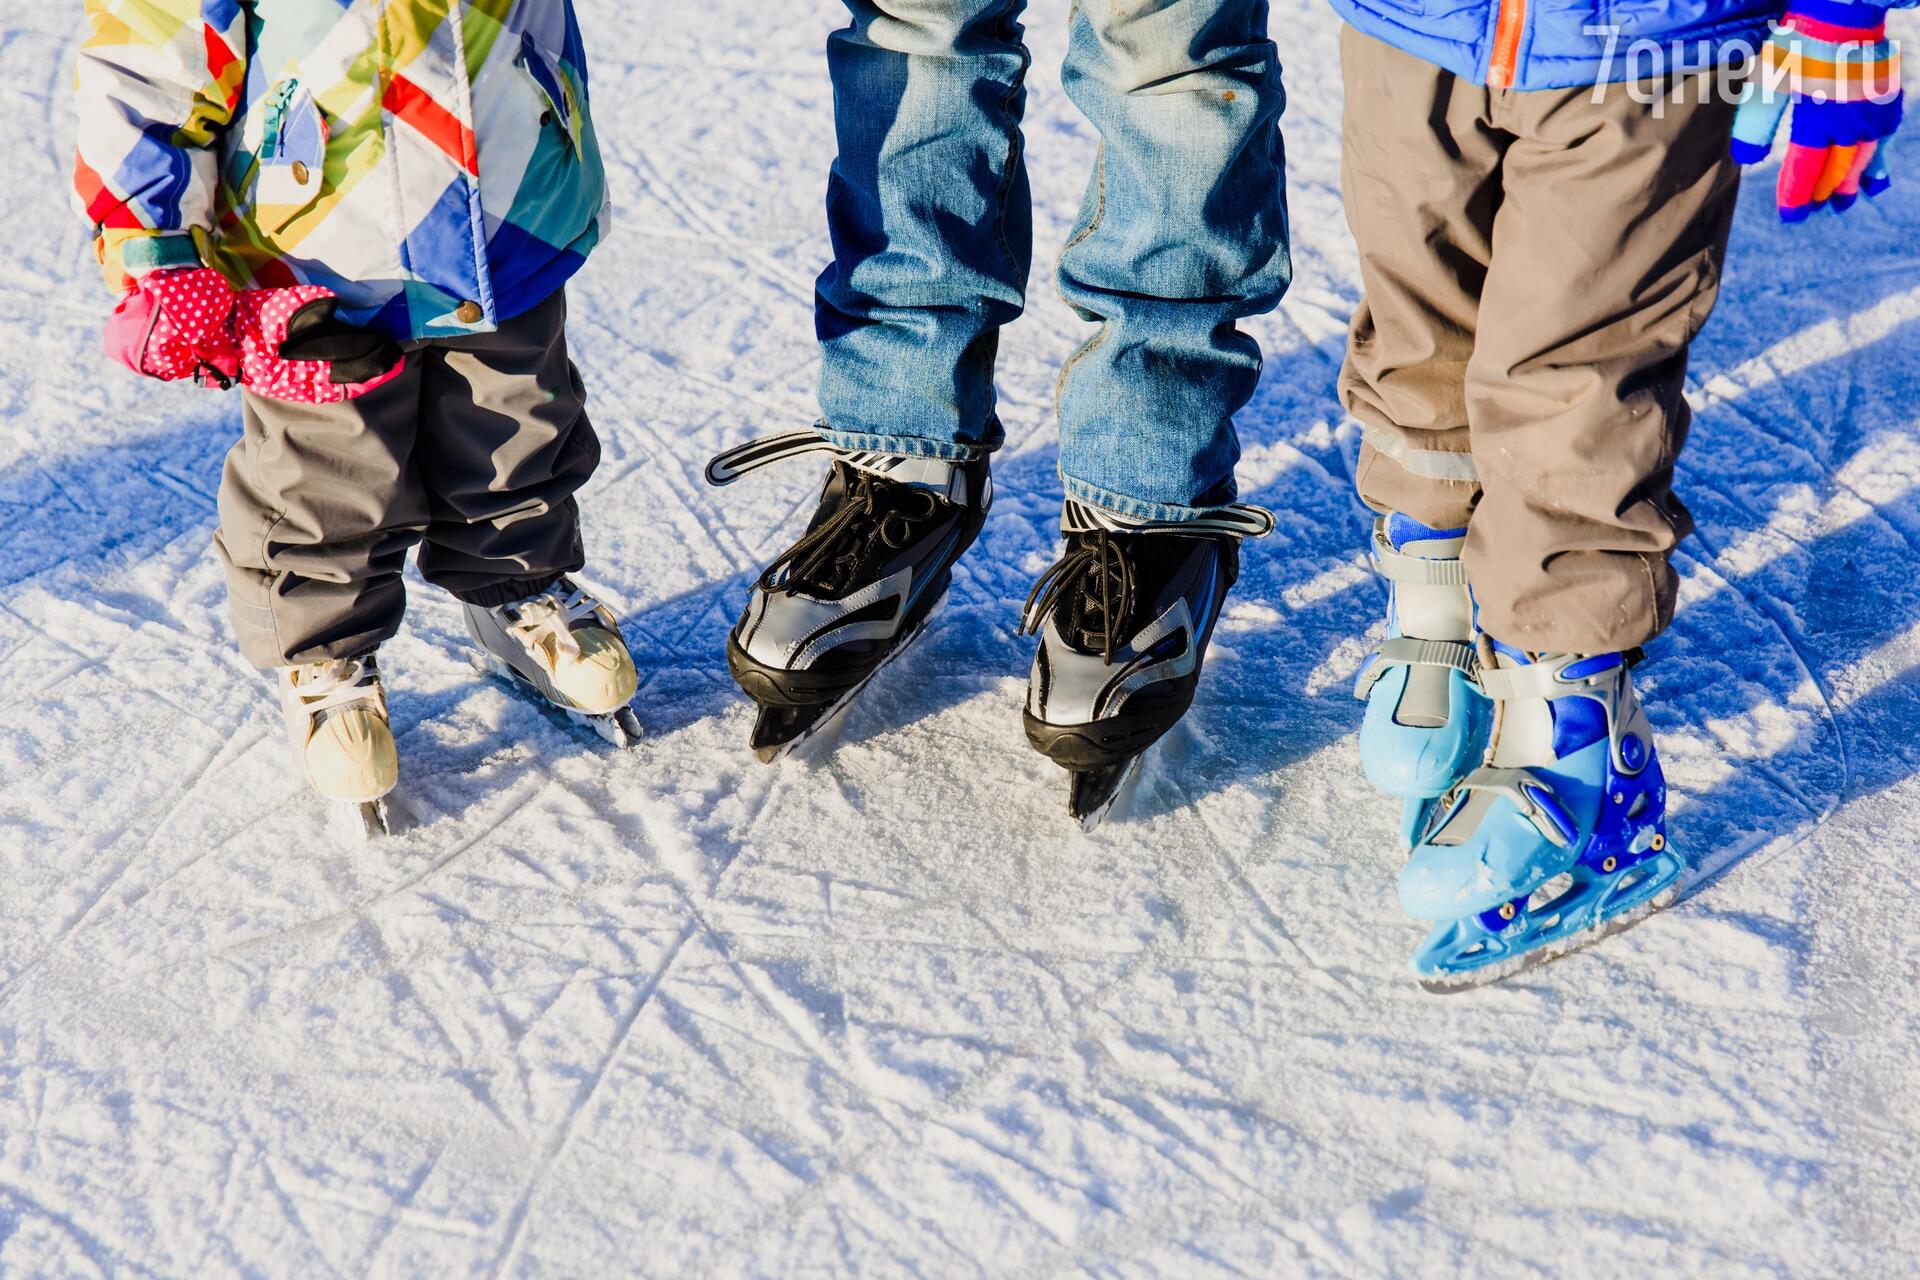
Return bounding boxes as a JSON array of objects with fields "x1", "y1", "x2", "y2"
[
  {"x1": 816, "y1": 423, "x2": 998, "y2": 463},
  {"x1": 1061, "y1": 474, "x2": 1238, "y2": 526}
]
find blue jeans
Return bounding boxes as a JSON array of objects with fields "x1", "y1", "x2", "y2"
[{"x1": 815, "y1": 0, "x2": 1291, "y2": 522}]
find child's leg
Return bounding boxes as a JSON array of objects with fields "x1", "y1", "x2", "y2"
[
  {"x1": 410, "y1": 289, "x2": 600, "y2": 606},
  {"x1": 1337, "y1": 26, "x2": 1503, "y2": 533},
  {"x1": 215, "y1": 364, "x2": 429, "y2": 669},
  {"x1": 814, "y1": 0, "x2": 1033, "y2": 460},
  {"x1": 1052, "y1": 0, "x2": 1289, "y2": 521},
  {"x1": 1338, "y1": 28, "x2": 1505, "y2": 843},
  {"x1": 1465, "y1": 79, "x2": 1739, "y2": 654}
]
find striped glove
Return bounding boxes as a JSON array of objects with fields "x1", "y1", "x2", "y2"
[{"x1": 1733, "y1": 0, "x2": 1906, "y2": 221}]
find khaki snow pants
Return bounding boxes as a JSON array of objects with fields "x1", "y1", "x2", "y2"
[
  {"x1": 1338, "y1": 27, "x2": 1741, "y2": 653},
  {"x1": 215, "y1": 288, "x2": 599, "y2": 669}
]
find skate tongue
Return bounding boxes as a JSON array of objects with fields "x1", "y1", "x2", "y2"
[
  {"x1": 844, "y1": 452, "x2": 972, "y2": 505},
  {"x1": 509, "y1": 593, "x2": 585, "y2": 663}
]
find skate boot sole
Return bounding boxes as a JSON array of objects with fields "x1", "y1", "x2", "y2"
[
  {"x1": 472, "y1": 653, "x2": 643, "y2": 748},
  {"x1": 1417, "y1": 877, "x2": 1684, "y2": 994},
  {"x1": 738, "y1": 609, "x2": 936, "y2": 764},
  {"x1": 1022, "y1": 705, "x2": 1187, "y2": 771},
  {"x1": 1412, "y1": 846, "x2": 1688, "y2": 993}
]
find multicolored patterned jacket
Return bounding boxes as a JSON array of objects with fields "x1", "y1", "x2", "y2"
[{"x1": 74, "y1": 1, "x2": 609, "y2": 340}]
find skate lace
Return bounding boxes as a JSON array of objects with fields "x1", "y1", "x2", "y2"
[
  {"x1": 1020, "y1": 531, "x2": 1139, "y2": 666},
  {"x1": 505, "y1": 584, "x2": 602, "y2": 665},
  {"x1": 761, "y1": 465, "x2": 942, "y2": 597},
  {"x1": 290, "y1": 656, "x2": 380, "y2": 716}
]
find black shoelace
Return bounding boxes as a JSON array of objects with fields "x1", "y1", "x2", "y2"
[
  {"x1": 1021, "y1": 530, "x2": 1139, "y2": 666},
  {"x1": 760, "y1": 464, "x2": 943, "y2": 597}
]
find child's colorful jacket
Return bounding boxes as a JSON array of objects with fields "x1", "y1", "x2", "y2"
[
  {"x1": 73, "y1": 0, "x2": 609, "y2": 341},
  {"x1": 1329, "y1": 0, "x2": 1785, "y2": 89}
]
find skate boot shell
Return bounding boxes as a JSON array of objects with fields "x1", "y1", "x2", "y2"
[
  {"x1": 464, "y1": 578, "x2": 642, "y2": 747},
  {"x1": 1022, "y1": 498, "x2": 1274, "y2": 830},
  {"x1": 707, "y1": 428, "x2": 991, "y2": 762},
  {"x1": 1399, "y1": 645, "x2": 1686, "y2": 991},
  {"x1": 279, "y1": 654, "x2": 398, "y2": 834},
  {"x1": 1353, "y1": 514, "x2": 1492, "y2": 848}
]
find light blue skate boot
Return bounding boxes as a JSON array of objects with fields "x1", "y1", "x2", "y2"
[
  {"x1": 1353, "y1": 514, "x2": 1493, "y2": 848},
  {"x1": 1398, "y1": 645, "x2": 1687, "y2": 991}
]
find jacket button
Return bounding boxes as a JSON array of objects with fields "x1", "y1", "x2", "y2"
[
  {"x1": 540, "y1": 110, "x2": 553, "y2": 126},
  {"x1": 455, "y1": 300, "x2": 483, "y2": 324},
  {"x1": 292, "y1": 160, "x2": 310, "y2": 185}
]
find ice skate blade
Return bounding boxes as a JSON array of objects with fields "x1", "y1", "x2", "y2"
[
  {"x1": 1070, "y1": 755, "x2": 1145, "y2": 833},
  {"x1": 1416, "y1": 878, "x2": 1684, "y2": 995},
  {"x1": 327, "y1": 796, "x2": 395, "y2": 842},
  {"x1": 746, "y1": 611, "x2": 933, "y2": 765},
  {"x1": 474, "y1": 652, "x2": 643, "y2": 748}
]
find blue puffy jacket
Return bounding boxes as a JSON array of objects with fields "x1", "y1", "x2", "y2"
[{"x1": 1329, "y1": 0, "x2": 1782, "y2": 89}]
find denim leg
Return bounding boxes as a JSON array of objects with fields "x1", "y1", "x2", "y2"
[
  {"x1": 815, "y1": 0, "x2": 1033, "y2": 461},
  {"x1": 1054, "y1": 0, "x2": 1291, "y2": 522}
]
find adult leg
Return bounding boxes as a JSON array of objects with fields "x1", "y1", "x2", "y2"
[
  {"x1": 1467, "y1": 77, "x2": 1740, "y2": 653},
  {"x1": 1054, "y1": 0, "x2": 1290, "y2": 521},
  {"x1": 1338, "y1": 25, "x2": 1506, "y2": 531},
  {"x1": 815, "y1": 0, "x2": 1033, "y2": 458},
  {"x1": 215, "y1": 362, "x2": 429, "y2": 668},
  {"x1": 412, "y1": 288, "x2": 600, "y2": 606}
]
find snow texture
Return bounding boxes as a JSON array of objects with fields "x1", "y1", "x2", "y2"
[{"x1": 5, "y1": 3, "x2": 1920, "y2": 1277}]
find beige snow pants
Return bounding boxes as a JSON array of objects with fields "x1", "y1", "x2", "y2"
[
  {"x1": 215, "y1": 289, "x2": 600, "y2": 669},
  {"x1": 1338, "y1": 27, "x2": 1742, "y2": 653}
]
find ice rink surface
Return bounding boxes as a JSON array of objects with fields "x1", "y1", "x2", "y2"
[{"x1": 3, "y1": 3, "x2": 1919, "y2": 1276}]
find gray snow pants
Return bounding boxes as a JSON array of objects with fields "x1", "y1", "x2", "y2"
[
  {"x1": 1338, "y1": 27, "x2": 1742, "y2": 653},
  {"x1": 215, "y1": 288, "x2": 599, "y2": 669}
]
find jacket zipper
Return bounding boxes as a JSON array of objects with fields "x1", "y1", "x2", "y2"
[{"x1": 1489, "y1": 0, "x2": 1528, "y2": 88}]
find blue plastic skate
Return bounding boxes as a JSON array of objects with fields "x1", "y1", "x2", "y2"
[
  {"x1": 1399, "y1": 648, "x2": 1687, "y2": 991},
  {"x1": 1354, "y1": 515, "x2": 1493, "y2": 848}
]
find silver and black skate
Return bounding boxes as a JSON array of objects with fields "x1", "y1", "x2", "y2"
[
  {"x1": 462, "y1": 578, "x2": 644, "y2": 748},
  {"x1": 1021, "y1": 499, "x2": 1273, "y2": 830},
  {"x1": 706, "y1": 428, "x2": 991, "y2": 762}
]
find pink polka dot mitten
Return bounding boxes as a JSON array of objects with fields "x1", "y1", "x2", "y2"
[
  {"x1": 103, "y1": 267, "x2": 243, "y2": 387},
  {"x1": 233, "y1": 287, "x2": 406, "y2": 404}
]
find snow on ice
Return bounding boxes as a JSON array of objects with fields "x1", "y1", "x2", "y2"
[{"x1": 2, "y1": 2, "x2": 1919, "y2": 1276}]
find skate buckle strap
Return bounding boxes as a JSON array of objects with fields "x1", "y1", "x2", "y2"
[
  {"x1": 705, "y1": 428, "x2": 839, "y2": 486},
  {"x1": 1446, "y1": 765, "x2": 1578, "y2": 849},
  {"x1": 1477, "y1": 651, "x2": 1633, "y2": 704},
  {"x1": 1353, "y1": 637, "x2": 1477, "y2": 700},
  {"x1": 1475, "y1": 660, "x2": 1568, "y2": 704},
  {"x1": 706, "y1": 426, "x2": 983, "y2": 496},
  {"x1": 1061, "y1": 497, "x2": 1274, "y2": 539},
  {"x1": 1369, "y1": 524, "x2": 1469, "y2": 587}
]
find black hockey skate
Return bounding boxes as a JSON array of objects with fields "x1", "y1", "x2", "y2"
[
  {"x1": 706, "y1": 428, "x2": 991, "y2": 762},
  {"x1": 1021, "y1": 498, "x2": 1273, "y2": 830}
]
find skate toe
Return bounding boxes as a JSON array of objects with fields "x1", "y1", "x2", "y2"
[
  {"x1": 1359, "y1": 667, "x2": 1491, "y2": 799},
  {"x1": 307, "y1": 709, "x2": 398, "y2": 804},
  {"x1": 1397, "y1": 809, "x2": 1561, "y2": 921},
  {"x1": 549, "y1": 627, "x2": 639, "y2": 715}
]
